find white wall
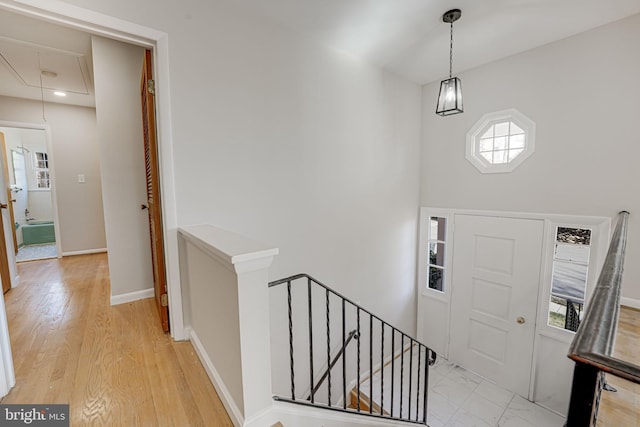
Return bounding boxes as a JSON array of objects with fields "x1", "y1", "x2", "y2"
[
  {"x1": 421, "y1": 14, "x2": 640, "y2": 303},
  {"x1": 0, "y1": 96, "x2": 107, "y2": 254},
  {"x1": 59, "y1": 2, "x2": 423, "y2": 335},
  {"x1": 92, "y1": 36, "x2": 153, "y2": 298}
]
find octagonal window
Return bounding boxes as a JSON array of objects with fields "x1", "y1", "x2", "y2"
[{"x1": 466, "y1": 109, "x2": 535, "y2": 174}]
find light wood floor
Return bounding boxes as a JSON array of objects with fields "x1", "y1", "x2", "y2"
[
  {"x1": 597, "y1": 306, "x2": 640, "y2": 427},
  {"x1": 1, "y1": 253, "x2": 233, "y2": 426}
]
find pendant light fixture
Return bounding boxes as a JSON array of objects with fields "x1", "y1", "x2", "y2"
[{"x1": 436, "y1": 9, "x2": 463, "y2": 116}]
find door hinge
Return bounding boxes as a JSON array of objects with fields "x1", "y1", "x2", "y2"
[
  {"x1": 147, "y1": 79, "x2": 155, "y2": 94},
  {"x1": 161, "y1": 293, "x2": 168, "y2": 307}
]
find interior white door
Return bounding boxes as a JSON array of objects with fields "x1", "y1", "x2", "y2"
[{"x1": 450, "y1": 214, "x2": 543, "y2": 397}]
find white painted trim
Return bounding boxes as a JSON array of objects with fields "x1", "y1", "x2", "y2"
[
  {"x1": 188, "y1": 328, "x2": 244, "y2": 427},
  {"x1": 269, "y1": 400, "x2": 417, "y2": 427},
  {"x1": 0, "y1": 294, "x2": 14, "y2": 396},
  {"x1": 0, "y1": 0, "x2": 185, "y2": 340},
  {"x1": 621, "y1": 297, "x2": 640, "y2": 310},
  {"x1": 62, "y1": 248, "x2": 107, "y2": 257},
  {"x1": 110, "y1": 288, "x2": 154, "y2": 306},
  {"x1": 0, "y1": 121, "x2": 62, "y2": 263},
  {"x1": 465, "y1": 108, "x2": 536, "y2": 174},
  {"x1": 417, "y1": 206, "x2": 612, "y2": 408}
]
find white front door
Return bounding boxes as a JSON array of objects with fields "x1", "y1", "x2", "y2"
[{"x1": 449, "y1": 215, "x2": 543, "y2": 397}]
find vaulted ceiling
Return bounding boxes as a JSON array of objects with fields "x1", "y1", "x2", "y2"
[
  {"x1": 233, "y1": 0, "x2": 640, "y2": 84},
  {"x1": 0, "y1": 0, "x2": 639, "y2": 108}
]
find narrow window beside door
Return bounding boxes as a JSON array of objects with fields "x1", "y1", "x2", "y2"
[
  {"x1": 548, "y1": 227, "x2": 592, "y2": 332},
  {"x1": 428, "y1": 217, "x2": 447, "y2": 292}
]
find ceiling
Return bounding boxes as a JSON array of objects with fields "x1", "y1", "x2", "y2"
[
  {"x1": 0, "y1": 0, "x2": 639, "y2": 109},
  {"x1": 232, "y1": 0, "x2": 640, "y2": 84},
  {"x1": 0, "y1": 10, "x2": 93, "y2": 108}
]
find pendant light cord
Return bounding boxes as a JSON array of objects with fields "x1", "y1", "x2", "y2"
[
  {"x1": 449, "y1": 21, "x2": 454, "y2": 79},
  {"x1": 37, "y1": 52, "x2": 46, "y2": 123}
]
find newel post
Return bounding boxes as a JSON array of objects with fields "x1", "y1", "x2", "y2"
[
  {"x1": 233, "y1": 254, "x2": 277, "y2": 423},
  {"x1": 178, "y1": 225, "x2": 279, "y2": 426}
]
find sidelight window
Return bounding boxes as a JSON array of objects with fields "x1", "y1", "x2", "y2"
[
  {"x1": 547, "y1": 227, "x2": 591, "y2": 332},
  {"x1": 427, "y1": 217, "x2": 447, "y2": 292}
]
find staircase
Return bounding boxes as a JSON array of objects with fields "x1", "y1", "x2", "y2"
[
  {"x1": 269, "y1": 274, "x2": 435, "y2": 425},
  {"x1": 350, "y1": 344, "x2": 428, "y2": 422}
]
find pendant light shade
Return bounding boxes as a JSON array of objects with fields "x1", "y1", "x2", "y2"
[
  {"x1": 436, "y1": 77, "x2": 463, "y2": 116},
  {"x1": 436, "y1": 9, "x2": 463, "y2": 116}
]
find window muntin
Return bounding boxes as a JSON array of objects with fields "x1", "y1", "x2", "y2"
[
  {"x1": 548, "y1": 227, "x2": 591, "y2": 332},
  {"x1": 477, "y1": 121, "x2": 525, "y2": 165},
  {"x1": 34, "y1": 152, "x2": 50, "y2": 189},
  {"x1": 428, "y1": 217, "x2": 447, "y2": 292},
  {"x1": 466, "y1": 109, "x2": 535, "y2": 174}
]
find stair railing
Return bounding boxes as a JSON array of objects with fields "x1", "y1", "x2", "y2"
[
  {"x1": 269, "y1": 274, "x2": 436, "y2": 425},
  {"x1": 307, "y1": 329, "x2": 359, "y2": 400},
  {"x1": 566, "y1": 211, "x2": 639, "y2": 426}
]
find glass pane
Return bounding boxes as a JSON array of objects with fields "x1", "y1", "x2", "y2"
[
  {"x1": 494, "y1": 122, "x2": 510, "y2": 137},
  {"x1": 429, "y1": 242, "x2": 445, "y2": 267},
  {"x1": 480, "y1": 152, "x2": 493, "y2": 163},
  {"x1": 509, "y1": 134, "x2": 525, "y2": 149},
  {"x1": 508, "y1": 148, "x2": 523, "y2": 161},
  {"x1": 511, "y1": 123, "x2": 524, "y2": 134},
  {"x1": 480, "y1": 126, "x2": 494, "y2": 139},
  {"x1": 430, "y1": 217, "x2": 446, "y2": 241},
  {"x1": 428, "y1": 266, "x2": 444, "y2": 292},
  {"x1": 494, "y1": 136, "x2": 507, "y2": 150},
  {"x1": 551, "y1": 260, "x2": 587, "y2": 303},
  {"x1": 479, "y1": 138, "x2": 493, "y2": 152},
  {"x1": 548, "y1": 296, "x2": 583, "y2": 332},
  {"x1": 548, "y1": 296, "x2": 567, "y2": 329},
  {"x1": 557, "y1": 227, "x2": 591, "y2": 245},
  {"x1": 493, "y1": 150, "x2": 508, "y2": 164},
  {"x1": 555, "y1": 244, "x2": 590, "y2": 264}
]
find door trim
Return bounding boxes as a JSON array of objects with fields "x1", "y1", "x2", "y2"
[
  {"x1": 417, "y1": 207, "x2": 610, "y2": 405},
  {"x1": 0, "y1": 0, "x2": 185, "y2": 340},
  {"x1": 0, "y1": 122, "x2": 63, "y2": 267},
  {"x1": 0, "y1": 0, "x2": 183, "y2": 400}
]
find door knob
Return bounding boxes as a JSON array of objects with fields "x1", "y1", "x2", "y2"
[
  {"x1": 141, "y1": 204, "x2": 149, "y2": 210},
  {"x1": 516, "y1": 316, "x2": 525, "y2": 324},
  {"x1": 0, "y1": 203, "x2": 7, "y2": 209}
]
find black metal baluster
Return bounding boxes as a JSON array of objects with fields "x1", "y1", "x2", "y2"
[
  {"x1": 357, "y1": 307, "x2": 361, "y2": 412},
  {"x1": 342, "y1": 299, "x2": 346, "y2": 410},
  {"x1": 369, "y1": 314, "x2": 373, "y2": 414},
  {"x1": 400, "y1": 334, "x2": 404, "y2": 418},
  {"x1": 326, "y1": 289, "x2": 331, "y2": 406},
  {"x1": 423, "y1": 348, "x2": 429, "y2": 424},
  {"x1": 308, "y1": 278, "x2": 315, "y2": 404},
  {"x1": 391, "y1": 329, "x2": 395, "y2": 418},
  {"x1": 287, "y1": 281, "x2": 295, "y2": 400},
  {"x1": 408, "y1": 338, "x2": 413, "y2": 420},
  {"x1": 380, "y1": 321, "x2": 384, "y2": 416},
  {"x1": 268, "y1": 274, "x2": 440, "y2": 424},
  {"x1": 416, "y1": 344, "x2": 421, "y2": 421}
]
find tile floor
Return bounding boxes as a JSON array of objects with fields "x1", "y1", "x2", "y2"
[
  {"x1": 15, "y1": 243, "x2": 57, "y2": 262},
  {"x1": 428, "y1": 359, "x2": 565, "y2": 427},
  {"x1": 357, "y1": 346, "x2": 565, "y2": 427}
]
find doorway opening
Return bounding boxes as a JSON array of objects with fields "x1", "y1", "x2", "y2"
[{"x1": 0, "y1": 126, "x2": 58, "y2": 262}]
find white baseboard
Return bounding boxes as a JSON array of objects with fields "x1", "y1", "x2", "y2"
[
  {"x1": 189, "y1": 328, "x2": 244, "y2": 427},
  {"x1": 621, "y1": 297, "x2": 640, "y2": 310},
  {"x1": 110, "y1": 288, "x2": 154, "y2": 306},
  {"x1": 62, "y1": 248, "x2": 107, "y2": 257}
]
